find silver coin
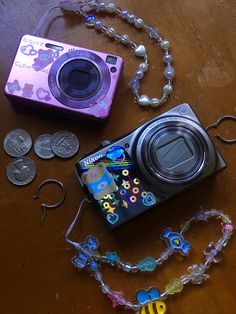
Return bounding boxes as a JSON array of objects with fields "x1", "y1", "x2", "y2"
[
  {"x1": 34, "y1": 134, "x2": 55, "y2": 159},
  {"x1": 4, "y1": 129, "x2": 32, "y2": 157},
  {"x1": 51, "y1": 130, "x2": 80, "y2": 158},
  {"x1": 6, "y1": 157, "x2": 37, "y2": 186}
]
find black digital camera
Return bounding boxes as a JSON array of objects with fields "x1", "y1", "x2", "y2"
[{"x1": 76, "y1": 103, "x2": 226, "y2": 229}]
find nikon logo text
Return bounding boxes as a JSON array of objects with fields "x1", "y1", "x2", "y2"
[{"x1": 84, "y1": 154, "x2": 103, "y2": 166}]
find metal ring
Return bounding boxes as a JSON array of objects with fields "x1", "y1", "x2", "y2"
[
  {"x1": 206, "y1": 115, "x2": 236, "y2": 144},
  {"x1": 34, "y1": 179, "x2": 66, "y2": 224}
]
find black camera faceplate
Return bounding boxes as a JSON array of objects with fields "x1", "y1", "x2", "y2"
[{"x1": 136, "y1": 116, "x2": 216, "y2": 187}]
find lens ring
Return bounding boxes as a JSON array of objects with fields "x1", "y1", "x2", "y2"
[
  {"x1": 48, "y1": 50, "x2": 111, "y2": 109},
  {"x1": 58, "y1": 59, "x2": 101, "y2": 99},
  {"x1": 136, "y1": 116, "x2": 216, "y2": 186},
  {"x1": 146, "y1": 126, "x2": 204, "y2": 181}
]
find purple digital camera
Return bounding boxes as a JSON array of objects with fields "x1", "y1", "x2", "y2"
[{"x1": 5, "y1": 35, "x2": 123, "y2": 120}]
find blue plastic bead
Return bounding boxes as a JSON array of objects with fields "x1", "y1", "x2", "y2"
[
  {"x1": 106, "y1": 251, "x2": 119, "y2": 264},
  {"x1": 138, "y1": 256, "x2": 157, "y2": 272},
  {"x1": 90, "y1": 261, "x2": 99, "y2": 271}
]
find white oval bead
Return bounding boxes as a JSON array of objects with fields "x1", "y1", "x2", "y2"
[
  {"x1": 137, "y1": 95, "x2": 150, "y2": 106},
  {"x1": 163, "y1": 84, "x2": 173, "y2": 94},
  {"x1": 150, "y1": 98, "x2": 161, "y2": 107},
  {"x1": 138, "y1": 62, "x2": 149, "y2": 72},
  {"x1": 160, "y1": 39, "x2": 170, "y2": 50},
  {"x1": 134, "y1": 45, "x2": 146, "y2": 57},
  {"x1": 134, "y1": 18, "x2": 144, "y2": 28},
  {"x1": 105, "y1": 3, "x2": 116, "y2": 13}
]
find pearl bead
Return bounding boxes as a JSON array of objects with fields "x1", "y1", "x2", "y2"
[
  {"x1": 150, "y1": 98, "x2": 161, "y2": 107},
  {"x1": 120, "y1": 9, "x2": 129, "y2": 19},
  {"x1": 98, "y1": 2, "x2": 106, "y2": 11},
  {"x1": 127, "y1": 14, "x2": 135, "y2": 23},
  {"x1": 106, "y1": 27, "x2": 115, "y2": 37},
  {"x1": 120, "y1": 34, "x2": 130, "y2": 44},
  {"x1": 134, "y1": 45, "x2": 146, "y2": 57},
  {"x1": 163, "y1": 83, "x2": 173, "y2": 94},
  {"x1": 105, "y1": 3, "x2": 116, "y2": 13},
  {"x1": 136, "y1": 70, "x2": 144, "y2": 79},
  {"x1": 163, "y1": 53, "x2": 172, "y2": 63},
  {"x1": 138, "y1": 95, "x2": 150, "y2": 106},
  {"x1": 160, "y1": 39, "x2": 170, "y2": 50},
  {"x1": 94, "y1": 20, "x2": 103, "y2": 30},
  {"x1": 164, "y1": 66, "x2": 175, "y2": 79},
  {"x1": 138, "y1": 62, "x2": 149, "y2": 72},
  {"x1": 134, "y1": 18, "x2": 144, "y2": 28}
]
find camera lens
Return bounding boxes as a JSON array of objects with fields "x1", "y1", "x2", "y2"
[
  {"x1": 58, "y1": 59, "x2": 101, "y2": 99},
  {"x1": 136, "y1": 118, "x2": 212, "y2": 186}
]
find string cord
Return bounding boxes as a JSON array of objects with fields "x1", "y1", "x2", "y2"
[
  {"x1": 33, "y1": 1, "x2": 96, "y2": 36},
  {"x1": 65, "y1": 197, "x2": 91, "y2": 256}
]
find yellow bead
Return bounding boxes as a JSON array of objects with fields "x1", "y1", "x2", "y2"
[{"x1": 165, "y1": 278, "x2": 183, "y2": 295}]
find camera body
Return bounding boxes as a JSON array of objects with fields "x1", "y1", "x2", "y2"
[
  {"x1": 76, "y1": 103, "x2": 227, "y2": 229},
  {"x1": 5, "y1": 35, "x2": 123, "y2": 120}
]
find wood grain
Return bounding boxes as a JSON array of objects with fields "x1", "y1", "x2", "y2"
[{"x1": 0, "y1": 1, "x2": 236, "y2": 313}]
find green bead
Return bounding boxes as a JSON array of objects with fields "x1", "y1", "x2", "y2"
[
  {"x1": 165, "y1": 278, "x2": 183, "y2": 295},
  {"x1": 222, "y1": 214, "x2": 230, "y2": 223},
  {"x1": 137, "y1": 256, "x2": 157, "y2": 272},
  {"x1": 93, "y1": 251, "x2": 102, "y2": 260}
]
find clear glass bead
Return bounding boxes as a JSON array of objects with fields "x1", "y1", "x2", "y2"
[
  {"x1": 102, "y1": 284, "x2": 110, "y2": 294},
  {"x1": 105, "y1": 3, "x2": 116, "y2": 13},
  {"x1": 163, "y1": 53, "x2": 172, "y2": 63},
  {"x1": 134, "y1": 18, "x2": 144, "y2": 28},
  {"x1": 94, "y1": 20, "x2": 103, "y2": 30},
  {"x1": 123, "y1": 263, "x2": 132, "y2": 272},
  {"x1": 120, "y1": 9, "x2": 129, "y2": 19},
  {"x1": 127, "y1": 14, "x2": 135, "y2": 23}
]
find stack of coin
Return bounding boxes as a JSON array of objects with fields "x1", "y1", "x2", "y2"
[
  {"x1": 4, "y1": 129, "x2": 36, "y2": 186},
  {"x1": 34, "y1": 130, "x2": 80, "y2": 159},
  {"x1": 4, "y1": 129, "x2": 80, "y2": 186}
]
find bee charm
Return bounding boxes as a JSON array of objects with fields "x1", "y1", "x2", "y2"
[{"x1": 136, "y1": 287, "x2": 167, "y2": 314}]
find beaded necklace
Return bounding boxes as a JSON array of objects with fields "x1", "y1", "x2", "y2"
[
  {"x1": 66, "y1": 204, "x2": 234, "y2": 313},
  {"x1": 57, "y1": 0, "x2": 175, "y2": 108}
]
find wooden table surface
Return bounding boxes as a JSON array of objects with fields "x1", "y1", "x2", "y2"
[{"x1": 1, "y1": 1, "x2": 236, "y2": 313}]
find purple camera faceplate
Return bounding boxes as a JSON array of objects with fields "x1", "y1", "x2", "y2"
[{"x1": 48, "y1": 50, "x2": 111, "y2": 109}]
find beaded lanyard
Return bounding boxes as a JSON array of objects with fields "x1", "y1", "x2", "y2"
[
  {"x1": 36, "y1": 0, "x2": 174, "y2": 108},
  {"x1": 66, "y1": 204, "x2": 234, "y2": 313}
]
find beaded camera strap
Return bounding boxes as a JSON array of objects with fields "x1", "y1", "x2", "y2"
[
  {"x1": 66, "y1": 204, "x2": 234, "y2": 313},
  {"x1": 35, "y1": 0, "x2": 174, "y2": 108}
]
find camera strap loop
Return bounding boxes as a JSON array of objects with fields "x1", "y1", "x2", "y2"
[{"x1": 206, "y1": 115, "x2": 236, "y2": 144}]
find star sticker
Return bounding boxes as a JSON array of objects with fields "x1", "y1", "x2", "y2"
[{"x1": 107, "y1": 206, "x2": 116, "y2": 214}]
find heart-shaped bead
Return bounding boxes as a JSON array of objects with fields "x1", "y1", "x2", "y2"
[{"x1": 134, "y1": 45, "x2": 146, "y2": 57}]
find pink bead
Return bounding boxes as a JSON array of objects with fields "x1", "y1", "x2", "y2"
[
  {"x1": 224, "y1": 224, "x2": 234, "y2": 233},
  {"x1": 108, "y1": 290, "x2": 126, "y2": 308}
]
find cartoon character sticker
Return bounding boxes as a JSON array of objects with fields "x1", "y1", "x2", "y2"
[
  {"x1": 36, "y1": 88, "x2": 51, "y2": 101},
  {"x1": 81, "y1": 162, "x2": 118, "y2": 200},
  {"x1": 136, "y1": 287, "x2": 167, "y2": 314},
  {"x1": 20, "y1": 44, "x2": 37, "y2": 56},
  {"x1": 72, "y1": 235, "x2": 99, "y2": 271},
  {"x1": 22, "y1": 84, "x2": 34, "y2": 98},
  {"x1": 32, "y1": 49, "x2": 59, "y2": 71},
  {"x1": 162, "y1": 228, "x2": 191, "y2": 256},
  {"x1": 106, "y1": 146, "x2": 126, "y2": 164},
  {"x1": 6, "y1": 79, "x2": 21, "y2": 94}
]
